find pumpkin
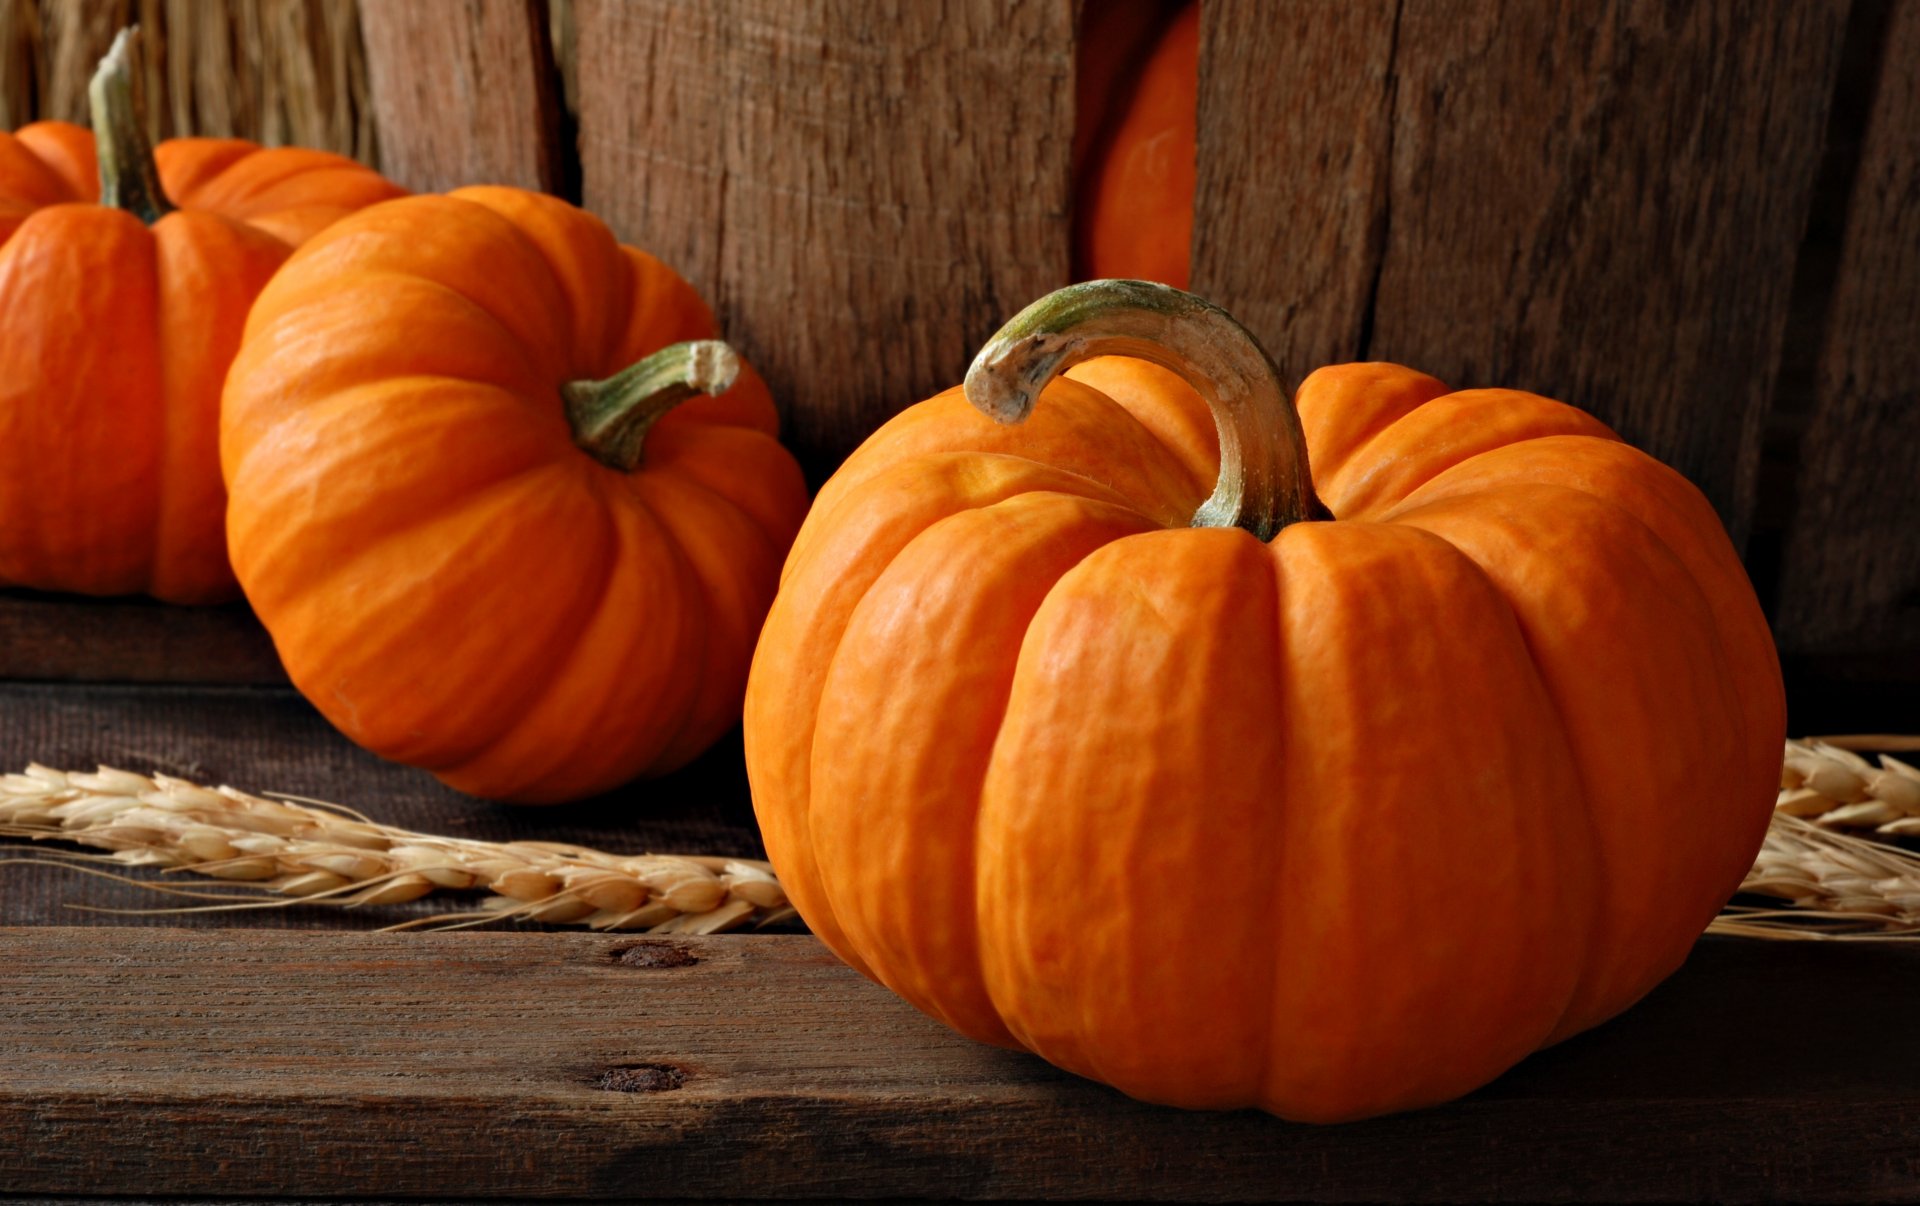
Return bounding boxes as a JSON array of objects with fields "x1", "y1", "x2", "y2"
[
  {"x1": 221, "y1": 187, "x2": 810, "y2": 804},
  {"x1": 0, "y1": 30, "x2": 402, "y2": 603},
  {"x1": 743, "y1": 280, "x2": 1784, "y2": 1122},
  {"x1": 1075, "y1": 1, "x2": 1197, "y2": 287}
]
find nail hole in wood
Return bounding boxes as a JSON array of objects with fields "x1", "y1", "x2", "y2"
[
  {"x1": 597, "y1": 1063, "x2": 686, "y2": 1093},
  {"x1": 609, "y1": 940, "x2": 698, "y2": 969}
]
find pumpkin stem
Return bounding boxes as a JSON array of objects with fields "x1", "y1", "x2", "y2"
[
  {"x1": 89, "y1": 27, "x2": 173, "y2": 224},
  {"x1": 963, "y1": 280, "x2": 1327, "y2": 539},
  {"x1": 563, "y1": 340, "x2": 741, "y2": 471}
]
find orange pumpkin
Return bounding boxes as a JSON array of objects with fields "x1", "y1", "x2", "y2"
[
  {"x1": 744, "y1": 280, "x2": 1783, "y2": 1122},
  {"x1": 1076, "y1": 1, "x2": 1197, "y2": 287},
  {"x1": 0, "y1": 30, "x2": 402, "y2": 602},
  {"x1": 222, "y1": 187, "x2": 809, "y2": 803}
]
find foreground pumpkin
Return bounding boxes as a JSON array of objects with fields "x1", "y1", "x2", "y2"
[
  {"x1": 1076, "y1": 1, "x2": 1196, "y2": 286},
  {"x1": 744, "y1": 280, "x2": 1784, "y2": 1122},
  {"x1": 0, "y1": 30, "x2": 401, "y2": 602},
  {"x1": 222, "y1": 188, "x2": 809, "y2": 803}
]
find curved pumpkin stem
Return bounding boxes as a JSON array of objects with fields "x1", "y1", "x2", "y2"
[
  {"x1": 563, "y1": 340, "x2": 741, "y2": 471},
  {"x1": 89, "y1": 27, "x2": 172, "y2": 224},
  {"x1": 963, "y1": 280, "x2": 1327, "y2": 540}
]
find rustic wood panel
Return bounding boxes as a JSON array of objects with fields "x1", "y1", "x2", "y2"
[
  {"x1": 1192, "y1": 0, "x2": 1398, "y2": 383},
  {"x1": 3, "y1": 927, "x2": 1919, "y2": 1200},
  {"x1": 357, "y1": 0, "x2": 559, "y2": 192},
  {"x1": 1198, "y1": 1, "x2": 1849, "y2": 545},
  {"x1": 575, "y1": 0, "x2": 1075, "y2": 479},
  {"x1": 0, "y1": 592, "x2": 284, "y2": 684},
  {"x1": 1774, "y1": 0, "x2": 1920, "y2": 662},
  {"x1": 1364, "y1": 0, "x2": 1848, "y2": 545}
]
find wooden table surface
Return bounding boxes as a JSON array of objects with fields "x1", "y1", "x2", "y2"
[{"x1": 3, "y1": 617, "x2": 1919, "y2": 1201}]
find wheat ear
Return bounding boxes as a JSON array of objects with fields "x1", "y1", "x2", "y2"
[
  {"x1": 1710, "y1": 737, "x2": 1920, "y2": 938},
  {"x1": 0, "y1": 764, "x2": 790, "y2": 933}
]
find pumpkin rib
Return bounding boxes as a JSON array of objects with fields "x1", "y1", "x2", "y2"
[
  {"x1": 805, "y1": 489, "x2": 1161, "y2": 1045},
  {"x1": 747, "y1": 454, "x2": 1159, "y2": 973},
  {"x1": 421, "y1": 487, "x2": 630, "y2": 797},
  {"x1": 1320, "y1": 389, "x2": 1619, "y2": 520},
  {"x1": 1388, "y1": 479, "x2": 1754, "y2": 1036},
  {"x1": 230, "y1": 273, "x2": 564, "y2": 446},
  {"x1": 254, "y1": 197, "x2": 576, "y2": 379}
]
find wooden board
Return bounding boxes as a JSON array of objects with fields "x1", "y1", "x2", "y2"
[
  {"x1": 1195, "y1": 0, "x2": 1849, "y2": 546},
  {"x1": 1773, "y1": 0, "x2": 1920, "y2": 662},
  {"x1": 0, "y1": 590, "x2": 284, "y2": 684},
  {"x1": 2, "y1": 927, "x2": 1918, "y2": 1201},
  {"x1": 357, "y1": 0, "x2": 561, "y2": 193},
  {"x1": 574, "y1": 0, "x2": 1075, "y2": 479}
]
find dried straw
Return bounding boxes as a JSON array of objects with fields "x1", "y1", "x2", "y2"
[
  {"x1": 4, "y1": 1, "x2": 373, "y2": 161},
  {"x1": 0, "y1": 763, "x2": 790, "y2": 933},
  {"x1": 1711, "y1": 737, "x2": 1920, "y2": 938}
]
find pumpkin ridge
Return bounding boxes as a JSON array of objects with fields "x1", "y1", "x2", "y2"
[
  {"x1": 1388, "y1": 480, "x2": 1755, "y2": 1035},
  {"x1": 287, "y1": 464, "x2": 624, "y2": 773},
  {"x1": 1323, "y1": 390, "x2": 1618, "y2": 520},
  {"x1": 423, "y1": 490, "x2": 627, "y2": 796},
  {"x1": 235, "y1": 439, "x2": 568, "y2": 620},
  {"x1": 619, "y1": 472, "x2": 751, "y2": 774},
  {"x1": 803, "y1": 490, "x2": 1156, "y2": 1043},
  {"x1": 238, "y1": 271, "x2": 562, "y2": 410},
  {"x1": 256, "y1": 196, "x2": 575, "y2": 379}
]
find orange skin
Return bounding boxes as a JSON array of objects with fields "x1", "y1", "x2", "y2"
[
  {"x1": 0, "y1": 121, "x2": 402, "y2": 602},
  {"x1": 745, "y1": 356, "x2": 1784, "y2": 1122},
  {"x1": 1077, "y1": 2, "x2": 1198, "y2": 286},
  {"x1": 222, "y1": 189, "x2": 810, "y2": 803}
]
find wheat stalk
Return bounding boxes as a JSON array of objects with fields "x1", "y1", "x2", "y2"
[
  {"x1": 0, "y1": 764, "x2": 790, "y2": 933},
  {"x1": 1710, "y1": 737, "x2": 1920, "y2": 938}
]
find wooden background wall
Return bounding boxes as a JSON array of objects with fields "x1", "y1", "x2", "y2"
[{"x1": 1, "y1": 0, "x2": 1914, "y2": 720}]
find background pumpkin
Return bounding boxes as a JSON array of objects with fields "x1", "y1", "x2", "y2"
[
  {"x1": 743, "y1": 280, "x2": 1785, "y2": 1122},
  {"x1": 1075, "y1": 1, "x2": 1197, "y2": 287},
  {"x1": 0, "y1": 30, "x2": 402, "y2": 604},
  {"x1": 221, "y1": 187, "x2": 810, "y2": 804}
]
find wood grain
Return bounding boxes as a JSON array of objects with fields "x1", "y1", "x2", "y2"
[
  {"x1": 1191, "y1": 0, "x2": 1399, "y2": 383},
  {"x1": 0, "y1": 591, "x2": 284, "y2": 684},
  {"x1": 575, "y1": 0, "x2": 1075, "y2": 479},
  {"x1": 357, "y1": 0, "x2": 560, "y2": 192},
  {"x1": 1370, "y1": 0, "x2": 1847, "y2": 545},
  {"x1": 1196, "y1": 0, "x2": 1847, "y2": 544},
  {"x1": 0, "y1": 927, "x2": 1917, "y2": 1200},
  {"x1": 1773, "y1": 0, "x2": 1920, "y2": 661}
]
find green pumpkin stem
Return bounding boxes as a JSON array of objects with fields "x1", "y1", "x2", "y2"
[
  {"x1": 963, "y1": 280, "x2": 1328, "y2": 540},
  {"x1": 563, "y1": 340, "x2": 741, "y2": 471},
  {"x1": 89, "y1": 27, "x2": 173, "y2": 224}
]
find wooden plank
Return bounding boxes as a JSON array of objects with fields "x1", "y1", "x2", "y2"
[
  {"x1": 1, "y1": 927, "x2": 1918, "y2": 1200},
  {"x1": 0, "y1": 591, "x2": 284, "y2": 684},
  {"x1": 1192, "y1": 0, "x2": 1399, "y2": 382},
  {"x1": 1197, "y1": 1, "x2": 1848, "y2": 544},
  {"x1": 1366, "y1": 0, "x2": 1848, "y2": 545},
  {"x1": 575, "y1": 0, "x2": 1075, "y2": 479},
  {"x1": 357, "y1": 0, "x2": 560, "y2": 192},
  {"x1": 1773, "y1": 0, "x2": 1920, "y2": 661}
]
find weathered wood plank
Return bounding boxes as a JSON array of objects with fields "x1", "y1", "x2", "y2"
[
  {"x1": 1360, "y1": 0, "x2": 1848, "y2": 545},
  {"x1": 575, "y1": 0, "x2": 1075, "y2": 479},
  {"x1": 1198, "y1": 1, "x2": 1848, "y2": 544},
  {"x1": 1192, "y1": 0, "x2": 1399, "y2": 382},
  {"x1": 1774, "y1": 0, "x2": 1920, "y2": 661},
  {"x1": 357, "y1": 0, "x2": 559, "y2": 192},
  {"x1": 0, "y1": 591, "x2": 284, "y2": 684},
  {"x1": 2, "y1": 927, "x2": 1919, "y2": 1200}
]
